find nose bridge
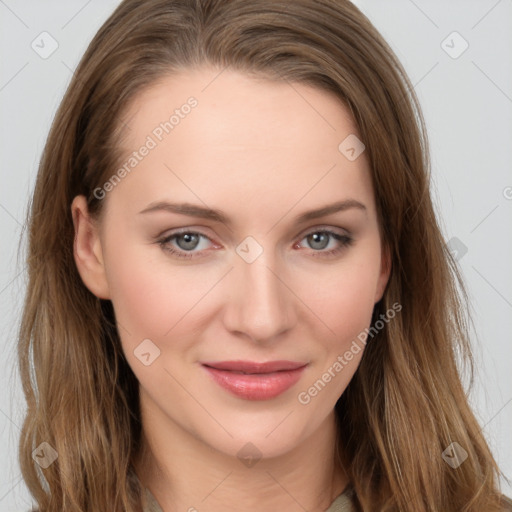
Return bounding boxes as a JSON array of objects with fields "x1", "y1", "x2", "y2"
[{"x1": 224, "y1": 242, "x2": 294, "y2": 342}]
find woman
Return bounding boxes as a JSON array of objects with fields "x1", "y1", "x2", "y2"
[{"x1": 17, "y1": 0, "x2": 511, "y2": 510}]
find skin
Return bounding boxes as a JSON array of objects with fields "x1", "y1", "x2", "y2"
[{"x1": 71, "y1": 67, "x2": 391, "y2": 512}]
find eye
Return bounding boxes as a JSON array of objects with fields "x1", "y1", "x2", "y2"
[
  {"x1": 157, "y1": 230, "x2": 214, "y2": 259},
  {"x1": 157, "y1": 227, "x2": 354, "y2": 260},
  {"x1": 295, "y1": 229, "x2": 354, "y2": 258}
]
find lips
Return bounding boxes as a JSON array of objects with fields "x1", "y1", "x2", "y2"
[
  {"x1": 201, "y1": 360, "x2": 308, "y2": 400},
  {"x1": 202, "y1": 360, "x2": 306, "y2": 373}
]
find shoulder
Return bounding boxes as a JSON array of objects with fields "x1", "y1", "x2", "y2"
[{"x1": 326, "y1": 486, "x2": 356, "y2": 512}]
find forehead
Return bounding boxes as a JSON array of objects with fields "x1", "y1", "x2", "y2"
[
  {"x1": 121, "y1": 67, "x2": 361, "y2": 152},
  {"x1": 108, "y1": 67, "x2": 375, "y2": 227}
]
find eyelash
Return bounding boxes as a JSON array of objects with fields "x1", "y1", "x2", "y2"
[{"x1": 157, "y1": 228, "x2": 354, "y2": 260}]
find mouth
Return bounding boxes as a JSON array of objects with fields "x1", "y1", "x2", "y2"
[{"x1": 201, "y1": 360, "x2": 308, "y2": 400}]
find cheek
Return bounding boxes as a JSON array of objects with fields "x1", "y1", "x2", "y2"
[
  {"x1": 102, "y1": 233, "x2": 207, "y2": 345},
  {"x1": 303, "y1": 252, "x2": 382, "y2": 343}
]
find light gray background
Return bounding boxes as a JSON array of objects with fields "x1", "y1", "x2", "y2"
[{"x1": 1, "y1": 1, "x2": 511, "y2": 510}]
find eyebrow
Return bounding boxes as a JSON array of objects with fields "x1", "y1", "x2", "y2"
[{"x1": 138, "y1": 199, "x2": 367, "y2": 225}]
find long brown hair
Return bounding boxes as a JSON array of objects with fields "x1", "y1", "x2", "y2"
[{"x1": 17, "y1": 0, "x2": 509, "y2": 510}]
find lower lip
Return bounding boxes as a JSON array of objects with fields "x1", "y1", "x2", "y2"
[{"x1": 202, "y1": 365, "x2": 307, "y2": 400}]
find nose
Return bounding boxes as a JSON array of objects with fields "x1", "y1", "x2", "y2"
[{"x1": 222, "y1": 249, "x2": 296, "y2": 344}]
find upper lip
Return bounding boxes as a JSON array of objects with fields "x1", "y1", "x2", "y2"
[{"x1": 201, "y1": 360, "x2": 307, "y2": 373}]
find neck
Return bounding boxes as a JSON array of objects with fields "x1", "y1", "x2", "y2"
[{"x1": 134, "y1": 402, "x2": 348, "y2": 512}]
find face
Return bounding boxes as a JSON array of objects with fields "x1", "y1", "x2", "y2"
[{"x1": 72, "y1": 67, "x2": 390, "y2": 460}]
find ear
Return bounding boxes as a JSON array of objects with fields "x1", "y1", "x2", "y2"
[
  {"x1": 71, "y1": 195, "x2": 111, "y2": 299},
  {"x1": 374, "y1": 241, "x2": 391, "y2": 303}
]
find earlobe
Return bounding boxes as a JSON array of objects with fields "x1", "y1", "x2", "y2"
[{"x1": 71, "y1": 195, "x2": 111, "y2": 299}]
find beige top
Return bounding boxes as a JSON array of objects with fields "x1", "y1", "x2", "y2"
[
  {"x1": 143, "y1": 486, "x2": 512, "y2": 511},
  {"x1": 143, "y1": 485, "x2": 355, "y2": 512}
]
